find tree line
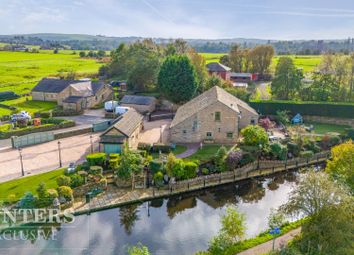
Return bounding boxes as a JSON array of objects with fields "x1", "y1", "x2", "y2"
[
  {"x1": 220, "y1": 44, "x2": 275, "y2": 76},
  {"x1": 100, "y1": 39, "x2": 253, "y2": 103},
  {"x1": 272, "y1": 53, "x2": 354, "y2": 102}
]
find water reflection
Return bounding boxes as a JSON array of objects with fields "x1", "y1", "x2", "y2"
[{"x1": 0, "y1": 171, "x2": 300, "y2": 255}]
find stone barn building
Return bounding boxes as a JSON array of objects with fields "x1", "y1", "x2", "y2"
[
  {"x1": 170, "y1": 86, "x2": 259, "y2": 144},
  {"x1": 120, "y1": 95, "x2": 156, "y2": 114},
  {"x1": 32, "y1": 78, "x2": 113, "y2": 111}
]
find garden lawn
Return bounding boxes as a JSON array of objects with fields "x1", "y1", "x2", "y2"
[
  {"x1": 186, "y1": 144, "x2": 232, "y2": 162},
  {"x1": 0, "y1": 168, "x2": 65, "y2": 202},
  {"x1": 0, "y1": 107, "x2": 12, "y2": 116},
  {"x1": 151, "y1": 145, "x2": 188, "y2": 159},
  {"x1": 0, "y1": 50, "x2": 102, "y2": 95},
  {"x1": 307, "y1": 122, "x2": 350, "y2": 135},
  {"x1": 1, "y1": 97, "x2": 57, "y2": 115}
]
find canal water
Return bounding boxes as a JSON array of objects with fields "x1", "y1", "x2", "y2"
[{"x1": 0, "y1": 171, "x2": 301, "y2": 255}]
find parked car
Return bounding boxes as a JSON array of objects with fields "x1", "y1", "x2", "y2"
[
  {"x1": 66, "y1": 162, "x2": 76, "y2": 174},
  {"x1": 11, "y1": 111, "x2": 31, "y2": 122}
]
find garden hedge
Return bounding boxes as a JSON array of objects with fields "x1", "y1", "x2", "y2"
[
  {"x1": 0, "y1": 119, "x2": 75, "y2": 139},
  {"x1": 250, "y1": 100, "x2": 354, "y2": 119}
]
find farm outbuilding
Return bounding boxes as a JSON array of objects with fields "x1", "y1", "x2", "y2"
[
  {"x1": 206, "y1": 62, "x2": 231, "y2": 80},
  {"x1": 120, "y1": 95, "x2": 156, "y2": 114},
  {"x1": 99, "y1": 109, "x2": 144, "y2": 153}
]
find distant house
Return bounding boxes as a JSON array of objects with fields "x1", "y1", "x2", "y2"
[
  {"x1": 120, "y1": 95, "x2": 156, "y2": 114},
  {"x1": 100, "y1": 109, "x2": 144, "y2": 153},
  {"x1": 206, "y1": 62, "x2": 231, "y2": 80},
  {"x1": 170, "y1": 86, "x2": 259, "y2": 144},
  {"x1": 32, "y1": 78, "x2": 113, "y2": 111}
]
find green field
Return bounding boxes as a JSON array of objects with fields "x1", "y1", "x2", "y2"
[
  {"x1": 271, "y1": 55, "x2": 322, "y2": 73},
  {"x1": 200, "y1": 53, "x2": 226, "y2": 64},
  {"x1": 200, "y1": 53, "x2": 321, "y2": 73},
  {"x1": 0, "y1": 50, "x2": 103, "y2": 95}
]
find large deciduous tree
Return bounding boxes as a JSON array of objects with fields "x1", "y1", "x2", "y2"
[
  {"x1": 158, "y1": 55, "x2": 198, "y2": 103},
  {"x1": 326, "y1": 140, "x2": 354, "y2": 191},
  {"x1": 271, "y1": 57, "x2": 303, "y2": 100},
  {"x1": 250, "y1": 45, "x2": 275, "y2": 76}
]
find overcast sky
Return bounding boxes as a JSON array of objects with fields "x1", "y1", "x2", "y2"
[{"x1": 1, "y1": 0, "x2": 354, "y2": 40}]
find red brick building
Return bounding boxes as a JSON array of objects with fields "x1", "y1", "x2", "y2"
[{"x1": 206, "y1": 62, "x2": 231, "y2": 80}]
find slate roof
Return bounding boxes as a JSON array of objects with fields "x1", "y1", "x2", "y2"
[
  {"x1": 102, "y1": 108, "x2": 143, "y2": 137},
  {"x1": 121, "y1": 95, "x2": 156, "y2": 106},
  {"x1": 32, "y1": 78, "x2": 82, "y2": 93},
  {"x1": 62, "y1": 96, "x2": 83, "y2": 103},
  {"x1": 100, "y1": 135, "x2": 126, "y2": 144},
  {"x1": 32, "y1": 78, "x2": 106, "y2": 95},
  {"x1": 206, "y1": 62, "x2": 231, "y2": 72},
  {"x1": 230, "y1": 72, "x2": 252, "y2": 78},
  {"x1": 170, "y1": 86, "x2": 258, "y2": 128}
]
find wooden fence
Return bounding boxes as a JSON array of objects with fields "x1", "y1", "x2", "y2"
[{"x1": 153, "y1": 151, "x2": 331, "y2": 196}]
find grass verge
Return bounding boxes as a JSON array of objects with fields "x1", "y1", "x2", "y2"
[{"x1": 0, "y1": 168, "x2": 65, "y2": 202}]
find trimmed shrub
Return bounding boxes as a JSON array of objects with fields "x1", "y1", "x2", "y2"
[
  {"x1": 149, "y1": 160, "x2": 163, "y2": 173},
  {"x1": 56, "y1": 175, "x2": 71, "y2": 187},
  {"x1": 86, "y1": 153, "x2": 106, "y2": 166},
  {"x1": 152, "y1": 143, "x2": 171, "y2": 153},
  {"x1": 109, "y1": 158, "x2": 119, "y2": 170},
  {"x1": 321, "y1": 135, "x2": 342, "y2": 149},
  {"x1": 287, "y1": 142, "x2": 301, "y2": 157},
  {"x1": 19, "y1": 192, "x2": 36, "y2": 209},
  {"x1": 109, "y1": 153, "x2": 120, "y2": 159},
  {"x1": 201, "y1": 168, "x2": 209, "y2": 175},
  {"x1": 137, "y1": 142, "x2": 152, "y2": 152},
  {"x1": 270, "y1": 143, "x2": 288, "y2": 160},
  {"x1": 89, "y1": 166, "x2": 103, "y2": 175},
  {"x1": 69, "y1": 174, "x2": 85, "y2": 188},
  {"x1": 300, "y1": 150, "x2": 314, "y2": 158},
  {"x1": 39, "y1": 111, "x2": 52, "y2": 118},
  {"x1": 184, "y1": 161, "x2": 198, "y2": 179},
  {"x1": 172, "y1": 159, "x2": 185, "y2": 180},
  {"x1": 240, "y1": 153, "x2": 256, "y2": 166},
  {"x1": 47, "y1": 189, "x2": 58, "y2": 200},
  {"x1": 225, "y1": 150, "x2": 243, "y2": 170},
  {"x1": 57, "y1": 186, "x2": 73, "y2": 201},
  {"x1": 153, "y1": 171, "x2": 164, "y2": 187},
  {"x1": 7, "y1": 194, "x2": 17, "y2": 204}
]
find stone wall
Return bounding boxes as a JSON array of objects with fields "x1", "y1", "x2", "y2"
[
  {"x1": 73, "y1": 181, "x2": 107, "y2": 197},
  {"x1": 303, "y1": 115, "x2": 354, "y2": 128}
]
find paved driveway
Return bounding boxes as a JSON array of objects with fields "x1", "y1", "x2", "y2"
[
  {"x1": 139, "y1": 119, "x2": 171, "y2": 144},
  {"x1": 0, "y1": 133, "x2": 101, "y2": 182},
  {"x1": 60, "y1": 109, "x2": 108, "y2": 125}
]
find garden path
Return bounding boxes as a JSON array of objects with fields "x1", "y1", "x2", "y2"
[
  {"x1": 237, "y1": 227, "x2": 301, "y2": 255},
  {"x1": 175, "y1": 143, "x2": 200, "y2": 158}
]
